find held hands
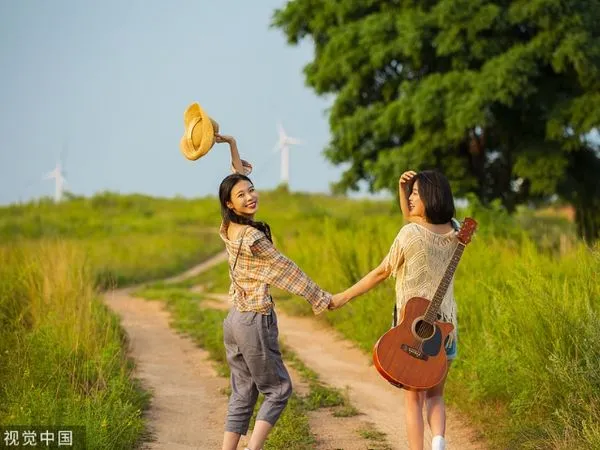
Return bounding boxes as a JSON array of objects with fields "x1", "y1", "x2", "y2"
[{"x1": 328, "y1": 292, "x2": 351, "y2": 311}]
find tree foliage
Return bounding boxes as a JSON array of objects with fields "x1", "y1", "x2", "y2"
[{"x1": 273, "y1": 0, "x2": 600, "y2": 241}]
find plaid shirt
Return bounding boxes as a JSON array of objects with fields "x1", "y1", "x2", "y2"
[{"x1": 219, "y1": 222, "x2": 331, "y2": 315}]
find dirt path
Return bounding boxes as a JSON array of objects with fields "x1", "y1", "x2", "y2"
[
  {"x1": 106, "y1": 252, "x2": 485, "y2": 449},
  {"x1": 104, "y1": 254, "x2": 230, "y2": 449},
  {"x1": 163, "y1": 251, "x2": 229, "y2": 284}
]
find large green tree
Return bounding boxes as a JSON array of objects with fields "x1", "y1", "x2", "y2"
[{"x1": 273, "y1": 0, "x2": 600, "y2": 241}]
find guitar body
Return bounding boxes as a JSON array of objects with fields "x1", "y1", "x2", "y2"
[{"x1": 373, "y1": 296, "x2": 454, "y2": 391}]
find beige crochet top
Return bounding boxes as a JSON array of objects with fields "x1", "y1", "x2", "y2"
[{"x1": 382, "y1": 222, "x2": 459, "y2": 343}]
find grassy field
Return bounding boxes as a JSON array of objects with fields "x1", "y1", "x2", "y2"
[
  {"x1": 2, "y1": 189, "x2": 596, "y2": 449},
  {"x1": 1, "y1": 192, "x2": 223, "y2": 288}
]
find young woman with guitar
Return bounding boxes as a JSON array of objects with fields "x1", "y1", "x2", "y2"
[{"x1": 330, "y1": 170, "x2": 463, "y2": 450}]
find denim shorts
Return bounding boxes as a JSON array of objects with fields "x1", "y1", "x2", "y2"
[{"x1": 445, "y1": 336, "x2": 457, "y2": 360}]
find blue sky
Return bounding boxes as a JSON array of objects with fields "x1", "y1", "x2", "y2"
[{"x1": 0, "y1": 0, "x2": 385, "y2": 206}]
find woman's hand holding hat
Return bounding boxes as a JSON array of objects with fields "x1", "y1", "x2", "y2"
[{"x1": 215, "y1": 134, "x2": 235, "y2": 144}]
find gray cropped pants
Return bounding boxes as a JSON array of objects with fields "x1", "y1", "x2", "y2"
[{"x1": 222, "y1": 307, "x2": 292, "y2": 435}]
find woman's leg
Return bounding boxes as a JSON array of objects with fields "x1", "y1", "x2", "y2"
[
  {"x1": 246, "y1": 310, "x2": 292, "y2": 450},
  {"x1": 222, "y1": 432, "x2": 242, "y2": 450},
  {"x1": 222, "y1": 311, "x2": 260, "y2": 450},
  {"x1": 404, "y1": 389, "x2": 425, "y2": 450},
  {"x1": 246, "y1": 420, "x2": 273, "y2": 450},
  {"x1": 426, "y1": 361, "x2": 452, "y2": 448}
]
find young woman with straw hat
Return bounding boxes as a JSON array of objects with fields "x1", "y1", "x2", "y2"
[{"x1": 209, "y1": 132, "x2": 341, "y2": 450}]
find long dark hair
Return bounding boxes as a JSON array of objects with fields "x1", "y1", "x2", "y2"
[
  {"x1": 218, "y1": 173, "x2": 273, "y2": 242},
  {"x1": 408, "y1": 170, "x2": 456, "y2": 224}
]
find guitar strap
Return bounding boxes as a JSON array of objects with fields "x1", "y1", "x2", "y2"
[{"x1": 392, "y1": 218, "x2": 461, "y2": 328}]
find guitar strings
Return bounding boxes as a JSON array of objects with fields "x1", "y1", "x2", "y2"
[
  {"x1": 411, "y1": 230, "x2": 472, "y2": 355},
  {"x1": 412, "y1": 238, "x2": 467, "y2": 354}
]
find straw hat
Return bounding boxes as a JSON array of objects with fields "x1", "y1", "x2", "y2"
[{"x1": 179, "y1": 102, "x2": 219, "y2": 161}]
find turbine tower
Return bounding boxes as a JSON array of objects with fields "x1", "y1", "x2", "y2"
[
  {"x1": 274, "y1": 122, "x2": 302, "y2": 185},
  {"x1": 43, "y1": 162, "x2": 67, "y2": 203},
  {"x1": 44, "y1": 143, "x2": 68, "y2": 203}
]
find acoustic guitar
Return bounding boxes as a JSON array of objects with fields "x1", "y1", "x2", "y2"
[{"x1": 372, "y1": 218, "x2": 478, "y2": 391}]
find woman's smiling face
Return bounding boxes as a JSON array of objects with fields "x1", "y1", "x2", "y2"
[
  {"x1": 408, "y1": 180, "x2": 426, "y2": 219},
  {"x1": 226, "y1": 180, "x2": 259, "y2": 217}
]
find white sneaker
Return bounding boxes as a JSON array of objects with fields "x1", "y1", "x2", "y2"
[{"x1": 432, "y1": 435, "x2": 446, "y2": 450}]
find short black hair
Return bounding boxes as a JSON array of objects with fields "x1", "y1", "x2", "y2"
[{"x1": 408, "y1": 170, "x2": 456, "y2": 224}]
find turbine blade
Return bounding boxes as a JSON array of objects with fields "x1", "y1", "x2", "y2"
[{"x1": 278, "y1": 122, "x2": 287, "y2": 140}]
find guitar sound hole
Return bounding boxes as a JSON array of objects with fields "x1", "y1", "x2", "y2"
[{"x1": 414, "y1": 320, "x2": 435, "y2": 339}]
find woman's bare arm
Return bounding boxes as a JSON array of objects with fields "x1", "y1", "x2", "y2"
[
  {"x1": 329, "y1": 260, "x2": 391, "y2": 309},
  {"x1": 399, "y1": 170, "x2": 417, "y2": 222},
  {"x1": 216, "y1": 134, "x2": 244, "y2": 174}
]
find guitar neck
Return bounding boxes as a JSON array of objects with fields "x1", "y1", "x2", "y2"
[{"x1": 424, "y1": 243, "x2": 465, "y2": 323}]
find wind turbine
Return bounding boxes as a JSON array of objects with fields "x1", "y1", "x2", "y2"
[
  {"x1": 43, "y1": 143, "x2": 68, "y2": 203},
  {"x1": 273, "y1": 122, "x2": 302, "y2": 185}
]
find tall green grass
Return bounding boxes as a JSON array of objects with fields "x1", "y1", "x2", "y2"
[
  {"x1": 452, "y1": 238, "x2": 600, "y2": 448},
  {"x1": 0, "y1": 242, "x2": 149, "y2": 449}
]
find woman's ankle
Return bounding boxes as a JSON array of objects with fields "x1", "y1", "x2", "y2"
[{"x1": 432, "y1": 435, "x2": 446, "y2": 450}]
